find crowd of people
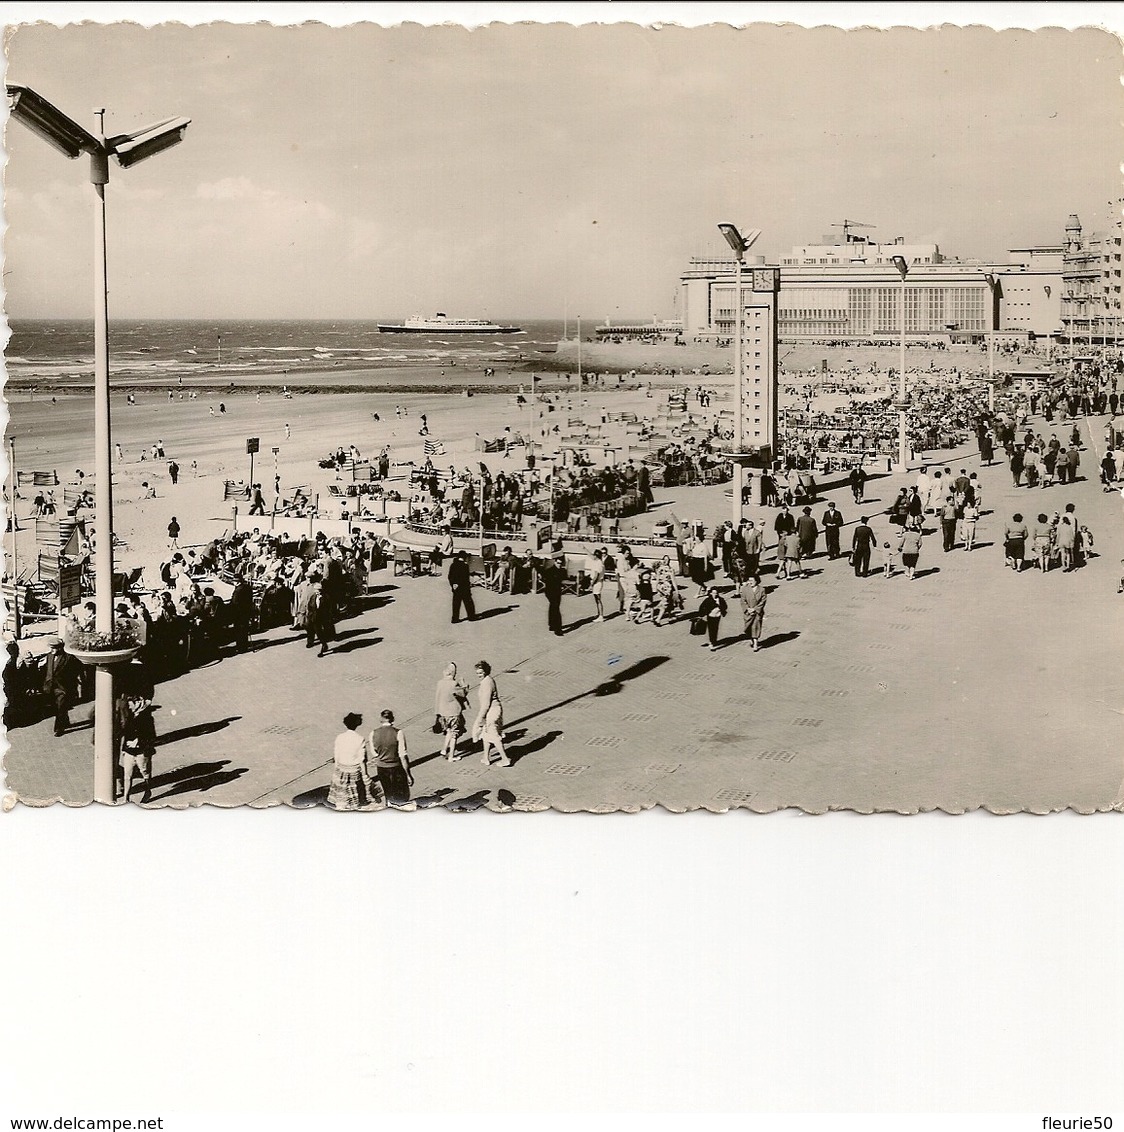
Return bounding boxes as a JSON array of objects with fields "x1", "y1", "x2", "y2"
[{"x1": 8, "y1": 341, "x2": 1121, "y2": 808}]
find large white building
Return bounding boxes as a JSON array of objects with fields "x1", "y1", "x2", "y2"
[{"x1": 680, "y1": 232, "x2": 1066, "y2": 344}]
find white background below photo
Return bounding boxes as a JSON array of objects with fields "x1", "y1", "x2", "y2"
[{"x1": 2, "y1": 0, "x2": 1123, "y2": 1125}]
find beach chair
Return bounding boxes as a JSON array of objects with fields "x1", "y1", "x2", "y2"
[{"x1": 393, "y1": 547, "x2": 420, "y2": 577}]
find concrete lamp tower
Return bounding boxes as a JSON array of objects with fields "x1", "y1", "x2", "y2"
[
  {"x1": 984, "y1": 273, "x2": 1003, "y2": 414},
  {"x1": 891, "y1": 254, "x2": 911, "y2": 471},
  {"x1": 717, "y1": 222, "x2": 762, "y2": 525},
  {"x1": 6, "y1": 83, "x2": 190, "y2": 804}
]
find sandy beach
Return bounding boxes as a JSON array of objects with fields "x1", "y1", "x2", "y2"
[{"x1": 5, "y1": 371, "x2": 664, "y2": 588}]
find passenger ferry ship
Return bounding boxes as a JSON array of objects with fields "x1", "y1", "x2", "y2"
[{"x1": 376, "y1": 313, "x2": 523, "y2": 334}]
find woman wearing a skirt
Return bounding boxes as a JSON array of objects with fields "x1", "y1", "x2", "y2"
[{"x1": 328, "y1": 712, "x2": 383, "y2": 810}]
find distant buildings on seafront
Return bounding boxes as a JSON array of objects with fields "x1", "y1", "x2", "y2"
[{"x1": 679, "y1": 209, "x2": 1123, "y2": 348}]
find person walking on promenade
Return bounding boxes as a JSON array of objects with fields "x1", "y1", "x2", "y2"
[
  {"x1": 248, "y1": 483, "x2": 266, "y2": 516},
  {"x1": 822, "y1": 502, "x2": 844, "y2": 560},
  {"x1": 43, "y1": 636, "x2": 81, "y2": 737},
  {"x1": 1024, "y1": 445, "x2": 1040, "y2": 488},
  {"x1": 473, "y1": 660, "x2": 510, "y2": 767},
  {"x1": 368, "y1": 709, "x2": 413, "y2": 807},
  {"x1": 780, "y1": 529, "x2": 804, "y2": 580},
  {"x1": 718, "y1": 521, "x2": 735, "y2": 576},
  {"x1": 906, "y1": 486, "x2": 924, "y2": 530},
  {"x1": 888, "y1": 487, "x2": 910, "y2": 528},
  {"x1": 796, "y1": 506, "x2": 819, "y2": 560},
  {"x1": 851, "y1": 516, "x2": 876, "y2": 578},
  {"x1": 291, "y1": 569, "x2": 314, "y2": 631},
  {"x1": 541, "y1": 556, "x2": 565, "y2": 636},
  {"x1": 587, "y1": 548, "x2": 606, "y2": 622},
  {"x1": 328, "y1": 712, "x2": 380, "y2": 811},
  {"x1": 118, "y1": 690, "x2": 156, "y2": 804},
  {"x1": 897, "y1": 524, "x2": 923, "y2": 581},
  {"x1": 1010, "y1": 446, "x2": 1025, "y2": 487},
  {"x1": 1055, "y1": 445, "x2": 1069, "y2": 486},
  {"x1": 773, "y1": 504, "x2": 796, "y2": 560},
  {"x1": 434, "y1": 662, "x2": 469, "y2": 761},
  {"x1": 1101, "y1": 449, "x2": 1118, "y2": 490},
  {"x1": 849, "y1": 464, "x2": 867, "y2": 503},
  {"x1": 739, "y1": 573, "x2": 767, "y2": 651},
  {"x1": 1056, "y1": 513, "x2": 1077, "y2": 571},
  {"x1": 939, "y1": 496, "x2": 958, "y2": 552},
  {"x1": 1065, "y1": 443, "x2": 1080, "y2": 484},
  {"x1": 697, "y1": 585, "x2": 727, "y2": 652},
  {"x1": 961, "y1": 497, "x2": 980, "y2": 551},
  {"x1": 1031, "y1": 513, "x2": 1053, "y2": 572},
  {"x1": 1003, "y1": 513, "x2": 1029, "y2": 572},
  {"x1": 688, "y1": 532, "x2": 710, "y2": 597},
  {"x1": 615, "y1": 546, "x2": 637, "y2": 616},
  {"x1": 448, "y1": 550, "x2": 476, "y2": 624},
  {"x1": 306, "y1": 573, "x2": 336, "y2": 655},
  {"x1": 742, "y1": 519, "x2": 763, "y2": 576},
  {"x1": 167, "y1": 516, "x2": 181, "y2": 550},
  {"x1": 880, "y1": 540, "x2": 895, "y2": 578}
]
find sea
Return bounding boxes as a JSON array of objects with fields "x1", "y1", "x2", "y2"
[{"x1": 3, "y1": 318, "x2": 577, "y2": 386}]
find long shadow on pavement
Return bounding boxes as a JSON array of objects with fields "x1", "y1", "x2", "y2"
[
  {"x1": 759, "y1": 630, "x2": 801, "y2": 650},
  {"x1": 154, "y1": 715, "x2": 242, "y2": 747},
  {"x1": 331, "y1": 636, "x2": 383, "y2": 654},
  {"x1": 506, "y1": 727, "x2": 564, "y2": 765},
  {"x1": 510, "y1": 655, "x2": 671, "y2": 727},
  {"x1": 472, "y1": 605, "x2": 518, "y2": 621},
  {"x1": 147, "y1": 759, "x2": 247, "y2": 802}
]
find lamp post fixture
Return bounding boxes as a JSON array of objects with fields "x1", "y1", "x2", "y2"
[
  {"x1": 984, "y1": 273, "x2": 1002, "y2": 415},
  {"x1": 891, "y1": 254, "x2": 911, "y2": 471},
  {"x1": 6, "y1": 83, "x2": 189, "y2": 805},
  {"x1": 718, "y1": 222, "x2": 762, "y2": 525}
]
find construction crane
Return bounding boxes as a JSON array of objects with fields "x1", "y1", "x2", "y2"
[{"x1": 831, "y1": 219, "x2": 877, "y2": 243}]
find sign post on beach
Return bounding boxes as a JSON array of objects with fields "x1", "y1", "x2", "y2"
[{"x1": 247, "y1": 436, "x2": 259, "y2": 490}]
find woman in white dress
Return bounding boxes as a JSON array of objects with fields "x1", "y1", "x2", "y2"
[{"x1": 473, "y1": 660, "x2": 511, "y2": 768}]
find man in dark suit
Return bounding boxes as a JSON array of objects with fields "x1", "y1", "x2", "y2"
[
  {"x1": 822, "y1": 502, "x2": 844, "y2": 559},
  {"x1": 851, "y1": 517, "x2": 876, "y2": 578},
  {"x1": 228, "y1": 578, "x2": 255, "y2": 653},
  {"x1": 540, "y1": 557, "x2": 565, "y2": 636},
  {"x1": 448, "y1": 551, "x2": 476, "y2": 624},
  {"x1": 43, "y1": 637, "x2": 81, "y2": 736}
]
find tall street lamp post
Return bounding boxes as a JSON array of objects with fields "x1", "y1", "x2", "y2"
[
  {"x1": 984, "y1": 273, "x2": 1002, "y2": 415},
  {"x1": 6, "y1": 83, "x2": 189, "y2": 804},
  {"x1": 718, "y1": 222, "x2": 762, "y2": 525},
  {"x1": 892, "y1": 254, "x2": 911, "y2": 471}
]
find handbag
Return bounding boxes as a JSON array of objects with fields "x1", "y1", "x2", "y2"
[
  {"x1": 689, "y1": 617, "x2": 707, "y2": 636},
  {"x1": 431, "y1": 714, "x2": 443, "y2": 734}
]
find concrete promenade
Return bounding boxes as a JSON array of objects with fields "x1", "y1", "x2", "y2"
[{"x1": 4, "y1": 413, "x2": 1122, "y2": 813}]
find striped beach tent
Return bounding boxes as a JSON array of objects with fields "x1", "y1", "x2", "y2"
[{"x1": 17, "y1": 470, "x2": 59, "y2": 487}]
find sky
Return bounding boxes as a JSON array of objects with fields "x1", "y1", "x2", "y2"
[{"x1": 2, "y1": 4, "x2": 1122, "y2": 321}]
